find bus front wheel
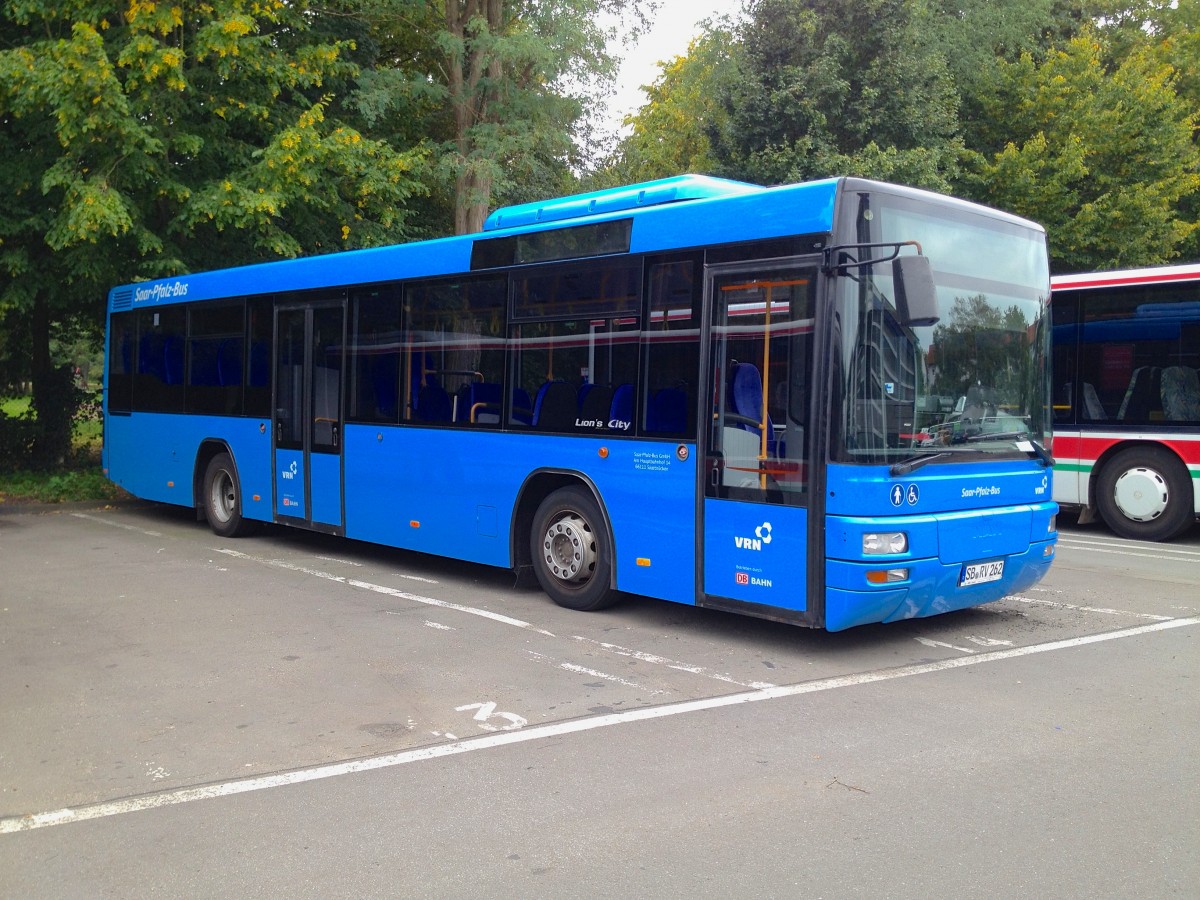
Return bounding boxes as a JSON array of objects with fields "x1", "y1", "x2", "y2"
[
  {"x1": 1095, "y1": 447, "x2": 1194, "y2": 542},
  {"x1": 530, "y1": 487, "x2": 616, "y2": 611},
  {"x1": 203, "y1": 452, "x2": 251, "y2": 538}
]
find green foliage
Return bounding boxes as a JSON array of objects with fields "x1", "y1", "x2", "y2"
[
  {"x1": 716, "y1": 0, "x2": 963, "y2": 191},
  {"x1": 0, "y1": 465, "x2": 125, "y2": 504},
  {"x1": 960, "y1": 32, "x2": 1200, "y2": 272},
  {"x1": 0, "y1": 0, "x2": 432, "y2": 471},
  {"x1": 598, "y1": 25, "x2": 737, "y2": 187}
]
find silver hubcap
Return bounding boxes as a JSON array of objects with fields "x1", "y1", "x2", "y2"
[
  {"x1": 542, "y1": 513, "x2": 596, "y2": 584},
  {"x1": 1112, "y1": 466, "x2": 1169, "y2": 522},
  {"x1": 210, "y1": 470, "x2": 235, "y2": 523}
]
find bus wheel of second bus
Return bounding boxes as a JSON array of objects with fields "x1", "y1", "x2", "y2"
[
  {"x1": 1095, "y1": 446, "x2": 1194, "y2": 542},
  {"x1": 530, "y1": 487, "x2": 616, "y2": 611},
  {"x1": 203, "y1": 451, "x2": 252, "y2": 539}
]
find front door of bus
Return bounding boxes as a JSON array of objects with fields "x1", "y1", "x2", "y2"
[
  {"x1": 701, "y1": 261, "x2": 818, "y2": 620},
  {"x1": 273, "y1": 302, "x2": 346, "y2": 531}
]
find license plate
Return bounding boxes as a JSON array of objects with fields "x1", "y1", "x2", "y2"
[{"x1": 960, "y1": 560, "x2": 1004, "y2": 587}]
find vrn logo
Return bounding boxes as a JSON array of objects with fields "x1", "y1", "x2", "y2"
[
  {"x1": 281, "y1": 460, "x2": 298, "y2": 480},
  {"x1": 734, "y1": 522, "x2": 773, "y2": 551}
]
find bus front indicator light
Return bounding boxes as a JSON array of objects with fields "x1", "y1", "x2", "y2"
[{"x1": 866, "y1": 568, "x2": 909, "y2": 585}]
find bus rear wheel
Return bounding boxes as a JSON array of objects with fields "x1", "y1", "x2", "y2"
[
  {"x1": 1095, "y1": 446, "x2": 1194, "y2": 542},
  {"x1": 203, "y1": 451, "x2": 252, "y2": 538},
  {"x1": 530, "y1": 487, "x2": 616, "y2": 611}
]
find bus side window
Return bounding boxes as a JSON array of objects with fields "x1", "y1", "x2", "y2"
[
  {"x1": 107, "y1": 312, "x2": 136, "y2": 413},
  {"x1": 133, "y1": 306, "x2": 186, "y2": 413},
  {"x1": 643, "y1": 259, "x2": 699, "y2": 438},
  {"x1": 349, "y1": 287, "x2": 402, "y2": 424},
  {"x1": 509, "y1": 261, "x2": 641, "y2": 435},
  {"x1": 401, "y1": 276, "x2": 506, "y2": 427}
]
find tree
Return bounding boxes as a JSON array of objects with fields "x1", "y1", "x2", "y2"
[
  {"x1": 392, "y1": 0, "x2": 655, "y2": 234},
  {"x1": 959, "y1": 32, "x2": 1200, "y2": 272},
  {"x1": 597, "y1": 24, "x2": 739, "y2": 187},
  {"x1": 716, "y1": 0, "x2": 962, "y2": 191},
  {"x1": 0, "y1": 1, "x2": 427, "y2": 465}
]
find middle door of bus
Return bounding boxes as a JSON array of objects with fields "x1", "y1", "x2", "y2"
[
  {"x1": 701, "y1": 260, "x2": 819, "y2": 621},
  {"x1": 273, "y1": 300, "x2": 347, "y2": 531}
]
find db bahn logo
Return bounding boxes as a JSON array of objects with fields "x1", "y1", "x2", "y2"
[{"x1": 735, "y1": 572, "x2": 750, "y2": 585}]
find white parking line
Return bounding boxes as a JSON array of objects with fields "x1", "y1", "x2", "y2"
[
  {"x1": 526, "y1": 651, "x2": 663, "y2": 693},
  {"x1": 4, "y1": 616, "x2": 1195, "y2": 834},
  {"x1": 217, "y1": 548, "x2": 555, "y2": 637},
  {"x1": 1008, "y1": 595, "x2": 1175, "y2": 621},
  {"x1": 71, "y1": 512, "x2": 162, "y2": 538},
  {"x1": 572, "y1": 636, "x2": 776, "y2": 690},
  {"x1": 1056, "y1": 538, "x2": 1200, "y2": 563}
]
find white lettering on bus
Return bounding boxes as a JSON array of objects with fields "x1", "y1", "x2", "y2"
[
  {"x1": 132, "y1": 281, "x2": 189, "y2": 303},
  {"x1": 961, "y1": 485, "x2": 1001, "y2": 498}
]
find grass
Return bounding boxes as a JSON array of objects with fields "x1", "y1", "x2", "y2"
[{"x1": 0, "y1": 394, "x2": 129, "y2": 505}]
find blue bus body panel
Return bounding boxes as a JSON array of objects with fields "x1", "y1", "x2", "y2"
[
  {"x1": 274, "y1": 448, "x2": 306, "y2": 518},
  {"x1": 703, "y1": 501, "x2": 808, "y2": 611},
  {"x1": 309, "y1": 452, "x2": 342, "y2": 527},
  {"x1": 823, "y1": 461, "x2": 1057, "y2": 631},
  {"x1": 107, "y1": 180, "x2": 841, "y2": 310},
  {"x1": 104, "y1": 412, "x2": 274, "y2": 523},
  {"x1": 342, "y1": 426, "x2": 697, "y2": 603}
]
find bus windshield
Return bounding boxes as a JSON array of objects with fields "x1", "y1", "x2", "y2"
[{"x1": 833, "y1": 189, "x2": 1051, "y2": 466}]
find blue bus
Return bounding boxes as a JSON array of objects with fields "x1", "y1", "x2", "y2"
[{"x1": 102, "y1": 175, "x2": 1057, "y2": 630}]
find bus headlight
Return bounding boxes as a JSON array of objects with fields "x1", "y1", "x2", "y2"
[
  {"x1": 864, "y1": 532, "x2": 908, "y2": 555},
  {"x1": 1048, "y1": 513, "x2": 1057, "y2": 534}
]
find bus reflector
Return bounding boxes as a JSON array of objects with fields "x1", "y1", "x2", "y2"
[
  {"x1": 866, "y1": 568, "x2": 908, "y2": 585},
  {"x1": 410, "y1": 520, "x2": 420, "y2": 528},
  {"x1": 167, "y1": 481, "x2": 174, "y2": 488},
  {"x1": 636, "y1": 558, "x2": 651, "y2": 567},
  {"x1": 598, "y1": 447, "x2": 609, "y2": 458},
  {"x1": 252, "y1": 495, "x2": 261, "y2": 502}
]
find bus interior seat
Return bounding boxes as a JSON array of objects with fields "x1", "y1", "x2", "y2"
[
  {"x1": 1082, "y1": 382, "x2": 1107, "y2": 420},
  {"x1": 510, "y1": 388, "x2": 533, "y2": 425},
  {"x1": 163, "y1": 335, "x2": 185, "y2": 385},
  {"x1": 532, "y1": 381, "x2": 577, "y2": 431},
  {"x1": 370, "y1": 355, "x2": 399, "y2": 418},
  {"x1": 731, "y1": 362, "x2": 775, "y2": 453},
  {"x1": 190, "y1": 340, "x2": 221, "y2": 387},
  {"x1": 578, "y1": 384, "x2": 614, "y2": 427},
  {"x1": 458, "y1": 381, "x2": 501, "y2": 423},
  {"x1": 416, "y1": 380, "x2": 452, "y2": 422},
  {"x1": 1161, "y1": 365, "x2": 1200, "y2": 421},
  {"x1": 609, "y1": 383, "x2": 634, "y2": 432},
  {"x1": 1118, "y1": 366, "x2": 1162, "y2": 421},
  {"x1": 648, "y1": 386, "x2": 689, "y2": 433},
  {"x1": 217, "y1": 339, "x2": 243, "y2": 387}
]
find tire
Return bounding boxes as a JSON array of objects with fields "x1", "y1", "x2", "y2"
[
  {"x1": 202, "y1": 451, "x2": 252, "y2": 538},
  {"x1": 1095, "y1": 446, "x2": 1194, "y2": 542},
  {"x1": 530, "y1": 486, "x2": 617, "y2": 611}
]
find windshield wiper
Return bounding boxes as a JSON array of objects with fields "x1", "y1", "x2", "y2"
[
  {"x1": 889, "y1": 451, "x2": 950, "y2": 477},
  {"x1": 965, "y1": 431, "x2": 1054, "y2": 467}
]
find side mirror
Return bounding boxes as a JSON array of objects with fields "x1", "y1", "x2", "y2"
[{"x1": 893, "y1": 255, "x2": 939, "y2": 327}]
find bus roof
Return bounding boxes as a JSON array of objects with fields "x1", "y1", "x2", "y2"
[
  {"x1": 107, "y1": 176, "x2": 840, "y2": 311},
  {"x1": 481, "y1": 175, "x2": 763, "y2": 230},
  {"x1": 1052, "y1": 262, "x2": 1200, "y2": 291},
  {"x1": 106, "y1": 175, "x2": 1039, "y2": 313}
]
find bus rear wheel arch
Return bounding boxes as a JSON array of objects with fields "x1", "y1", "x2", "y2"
[
  {"x1": 1094, "y1": 445, "x2": 1194, "y2": 542},
  {"x1": 202, "y1": 450, "x2": 253, "y2": 538},
  {"x1": 529, "y1": 485, "x2": 617, "y2": 612}
]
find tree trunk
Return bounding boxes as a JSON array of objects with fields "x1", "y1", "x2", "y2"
[{"x1": 445, "y1": 0, "x2": 504, "y2": 235}]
